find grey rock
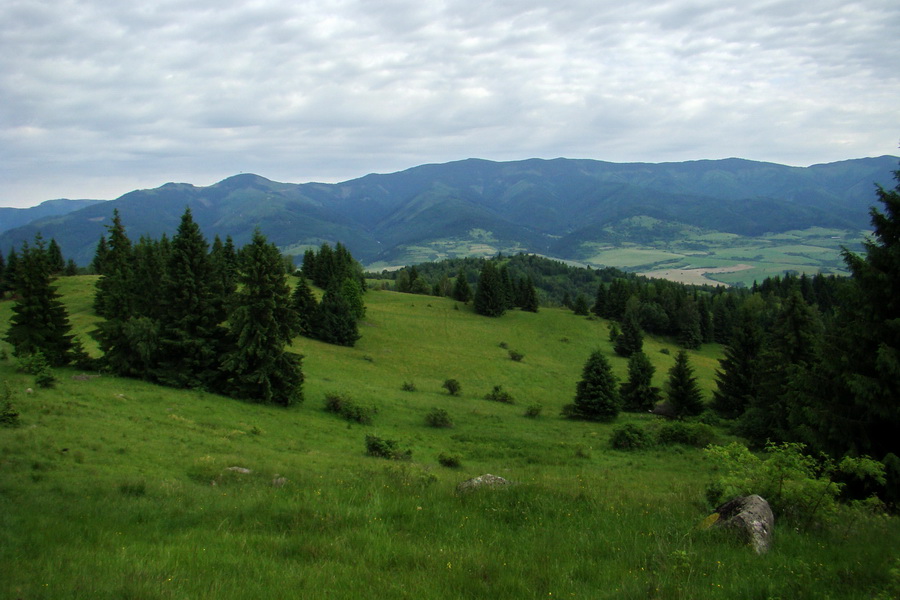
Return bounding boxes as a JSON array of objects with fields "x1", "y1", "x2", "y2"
[
  {"x1": 456, "y1": 473, "x2": 512, "y2": 492},
  {"x1": 713, "y1": 494, "x2": 775, "y2": 554},
  {"x1": 226, "y1": 466, "x2": 251, "y2": 474}
]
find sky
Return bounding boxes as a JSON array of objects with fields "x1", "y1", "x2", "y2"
[{"x1": 1, "y1": 0, "x2": 898, "y2": 208}]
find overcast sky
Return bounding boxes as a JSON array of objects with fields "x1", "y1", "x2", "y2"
[{"x1": 1, "y1": 0, "x2": 898, "y2": 207}]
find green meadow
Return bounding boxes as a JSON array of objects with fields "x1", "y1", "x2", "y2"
[{"x1": 1, "y1": 276, "x2": 898, "y2": 599}]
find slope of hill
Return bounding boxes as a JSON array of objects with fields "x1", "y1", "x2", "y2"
[
  {"x1": 0, "y1": 198, "x2": 104, "y2": 235},
  {"x1": 0, "y1": 156, "x2": 895, "y2": 275},
  {"x1": 1, "y1": 276, "x2": 897, "y2": 599}
]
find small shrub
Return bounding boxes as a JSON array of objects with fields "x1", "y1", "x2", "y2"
[
  {"x1": 438, "y1": 452, "x2": 462, "y2": 468},
  {"x1": 17, "y1": 352, "x2": 55, "y2": 388},
  {"x1": 704, "y1": 441, "x2": 886, "y2": 529},
  {"x1": 610, "y1": 424, "x2": 654, "y2": 450},
  {"x1": 498, "y1": 341, "x2": 509, "y2": 349},
  {"x1": 656, "y1": 421, "x2": 718, "y2": 447},
  {"x1": 659, "y1": 348, "x2": 671, "y2": 355},
  {"x1": 425, "y1": 407, "x2": 453, "y2": 428},
  {"x1": 485, "y1": 385, "x2": 515, "y2": 404},
  {"x1": 324, "y1": 393, "x2": 376, "y2": 425},
  {"x1": 575, "y1": 445, "x2": 592, "y2": 459},
  {"x1": 524, "y1": 403, "x2": 543, "y2": 418},
  {"x1": 0, "y1": 401, "x2": 19, "y2": 428},
  {"x1": 508, "y1": 350, "x2": 524, "y2": 362},
  {"x1": 365, "y1": 434, "x2": 411, "y2": 460},
  {"x1": 442, "y1": 379, "x2": 461, "y2": 396},
  {"x1": 401, "y1": 381, "x2": 417, "y2": 392}
]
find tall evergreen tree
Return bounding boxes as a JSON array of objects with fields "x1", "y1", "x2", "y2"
[
  {"x1": 452, "y1": 270, "x2": 472, "y2": 303},
  {"x1": 614, "y1": 313, "x2": 643, "y2": 357},
  {"x1": 91, "y1": 235, "x2": 109, "y2": 275},
  {"x1": 711, "y1": 303, "x2": 764, "y2": 419},
  {"x1": 314, "y1": 283, "x2": 361, "y2": 346},
  {"x1": 572, "y1": 293, "x2": 590, "y2": 316},
  {"x1": 340, "y1": 277, "x2": 366, "y2": 320},
  {"x1": 155, "y1": 208, "x2": 226, "y2": 389},
  {"x1": 568, "y1": 350, "x2": 620, "y2": 421},
  {"x1": 740, "y1": 291, "x2": 822, "y2": 444},
  {"x1": 291, "y1": 275, "x2": 318, "y2": 337},
  {"x1": 591, "y1": 282, "x2": 607, "y2": 317},
  {"x1": 92, "y1": 212, "x2": 150, "y2": 377},
  {"x1": 666, "y1": 350, "x2": 704, "y2": 417},
  {"x1": 3, "y1": 249, "x2": 19, "y2": 296},
  {"x1": 221, "y1": 230, "x2": 303, "y2": 406},
  {"x1": 474, "y1": 261, "x2": 506, "y2": 317},
  {"x1": 93, "y1": 209, "x2": 134, "y2": 319},
  {"x1": 519, "y1": 276, "x2": 539, "y2": 312},
  {"x1": 4, "y1": 236, "x2": 75, "y2": 366},
  {"x1": 795, "y1": 166, "x2": 900, "y2": 467},
  {"x1": 46, "y1": 238, "x2": 65, "y2": 274},
  {"x1": 676, "y1": 298, "x2": 703, "y2": 349},
  {"x1": 620, "y1": 351, "x2": 661, "y2": 412}
]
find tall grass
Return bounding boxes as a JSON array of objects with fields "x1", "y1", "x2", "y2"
[{"x1": 0, "y1": 277, "x2": 897, "y2": 598}]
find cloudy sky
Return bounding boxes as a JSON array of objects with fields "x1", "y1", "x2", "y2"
[{"x1": 2, "y1": 0, "x2": 898, "y2": 207}]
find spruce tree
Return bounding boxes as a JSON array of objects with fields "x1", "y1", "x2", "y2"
[
  {"x1": 614, "y1": 313, "x2": 643, "y2": 357},
  {"x1": 519, "y1": 276, "x2": 539, "y2": 312},
  {"x1": 666, "y1": 350, "x2": 704, "y2": 417},
  {"x1": 4, "y1": 236, "x2": 75, "y2": 366},
  {"x1": 314, "y1": 283, "x2": 361, "y2": 346},
  {"x1": 291, "y1": 275, "x2": 318, "y2": 337},
  {"x1": 93, "y1": 209, "x2": 134, "y2": 319},
  {"x1": 711, "y1": 304, "x2": 763, "y2": 419},
  {"x1": 820, "y1": 164, "x2": 900, "y2": 461},
  {"x1": 740, "y1": 291, "x2": 822, "y2": 444},
  {"x1": 340, "y1": 277, "x2": 366, "y2": 320},
  {"x1": 47, "y1": 238, "x2": 65, "y2": 274},
  {"x1": 676, "y1": 298, "x2": 703, "y2": 349},
  {"x1": 91, "y1": 235, "x2": 109, "y2": 274},
  {"x1": 474, "y1": 261, "x2": 506, "y2": 317},
  {"x1": 92, "y1": 211, "x2": 151, "y2": 377},
  {"x1": 452, "y1": 270, "x2": 472, "y2": 303},
  {"x1": 3, "y1": 249, "x2": 19, "y2": 296},
  {"x1": 221, "y1": 230, "x2": 303, "y2": 406},
  {"x1": 568, "y1": 350, "x2": 620, "y2": 421},
  {"x1": 620, "y1": 351, "x2": 661, "y2": 412},
  {"x1": 572, "y1": 294, "x2": 590, "y2": 316},
  {"x1": 591, "y1": 282, "x2": 607, "y2": 317},
  {"x1": 155, "y1": 208, "x2": 226, "y2": 388}
]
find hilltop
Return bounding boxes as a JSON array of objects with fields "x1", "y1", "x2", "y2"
[{"x1": 1, "y1": 156, "x2": 896, "y2": 285}]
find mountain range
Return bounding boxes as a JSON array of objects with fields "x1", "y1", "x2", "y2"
[{"x1": 1, "y1": 156, "x2": 896, "y2": 268}]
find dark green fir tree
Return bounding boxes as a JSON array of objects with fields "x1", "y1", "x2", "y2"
[
  {"x1": 4, "y1": 236, "x2": 75, "y2": 366},
  {"x1": 221, "y1": 230, "x2": 303, "y2": 406},
  {"x1": 291, "y1": 275, "x2": 318, "y2": 338},
  {"x1": 155, "y1": 208, "x2": 226, "y2": 389},
  {"x1": 712, "y1": 303, "x2": 764, "y2": 420},
  {"x1": 474, "y1": 261, "x2": 506, "y2": 317},
  {"x1": 620, "y1": 351, "x2": 660, "y2": 412},
  {"x1": 666, "y1": 350, "x2": 704, "y2": 417},
  {"x1": 452, "y1": 270, "x2": 472, "y2": 303},
  {"x1": 566, "y1": 350, "x2": 620, "y2": 422}
]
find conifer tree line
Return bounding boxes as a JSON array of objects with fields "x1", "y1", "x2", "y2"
[{"x1": 2, "y1": 208, "x2": 368, "y2": 406}]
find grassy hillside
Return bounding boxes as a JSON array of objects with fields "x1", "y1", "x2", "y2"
[{"x1": 1, "y1": 277, "x2": 898, "y2": 599}]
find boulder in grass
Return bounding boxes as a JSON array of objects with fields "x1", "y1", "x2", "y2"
[
  {"x1": 712, "y1": 494, "x2": 775, "y2": 554},
  {"x1": 226, "y1": 466, "x2": 251, "y2": 474},
  {"x1": 456, "y1": 473, "x2": 512, "y2": 493}
]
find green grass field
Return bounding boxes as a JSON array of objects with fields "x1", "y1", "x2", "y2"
[{"x1": 1, "y1": 277, "x2": 897, "y2": 599}]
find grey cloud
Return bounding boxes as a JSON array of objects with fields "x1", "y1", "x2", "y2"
[{"x1": 1, "y1": 0, "x2": 897, "y2": 206}]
